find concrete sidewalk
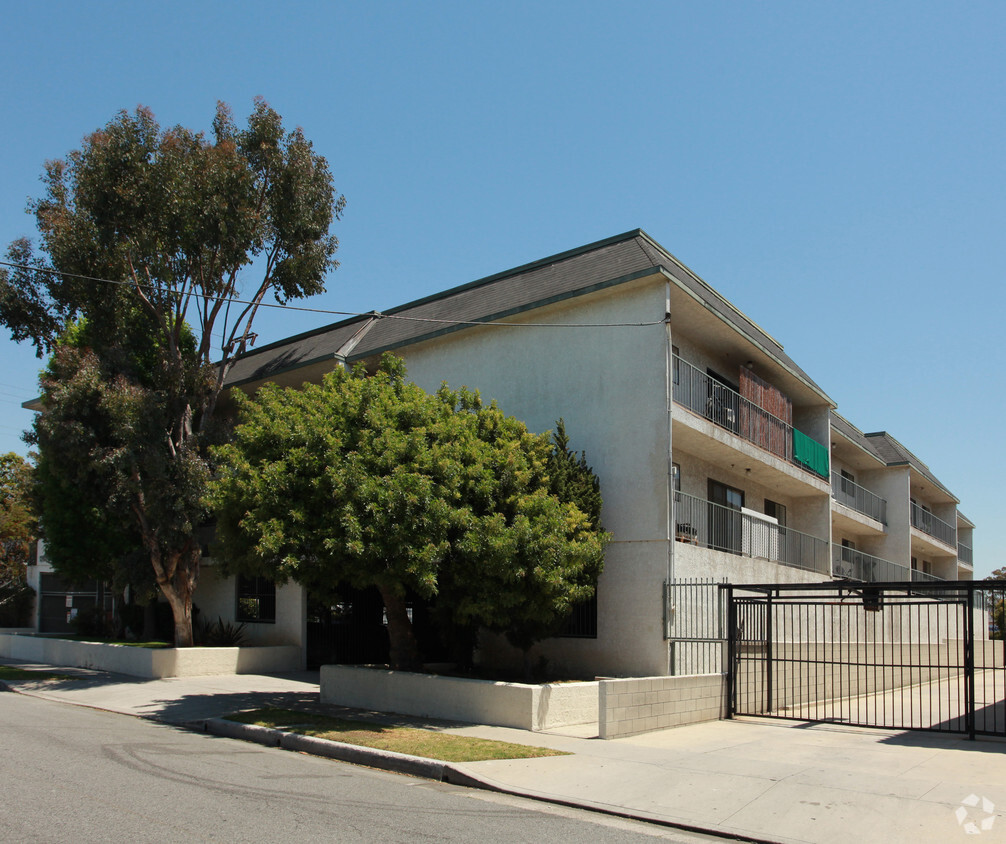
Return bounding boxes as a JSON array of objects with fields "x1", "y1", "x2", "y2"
[{"x1": 2, "y1": 659, "x2": 1004, "y2": 844}]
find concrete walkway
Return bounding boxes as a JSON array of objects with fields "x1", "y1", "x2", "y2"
[{"x1": 2, "y1": 659, "x2": 1004, "y2": 844}]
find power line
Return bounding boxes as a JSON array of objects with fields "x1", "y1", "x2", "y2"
[{"x1": 0, "y1": 260, "x2": 666, "y2": 329}]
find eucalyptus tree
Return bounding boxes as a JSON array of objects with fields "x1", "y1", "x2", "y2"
[{"x1": 0, "y1": 100, "x2": 344, "y2": 645}]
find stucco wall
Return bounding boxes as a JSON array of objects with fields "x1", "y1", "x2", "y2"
[
  {"x1": 672, "y1": 542, "x2": 827, "y2": 585},
  {"x1": 195, "y1": 565, "x2": 306, "y2": 652},
  {"x1": 321, "y1": 664, "x2": 599, "y2": 731},
  {"x1": 396, "y1": 276, "x2": 673, "y2": 678},
  {"x1": 0, "y1": 633, "x2": 301, "y2": 677},
  {"x1": 869, "y1": 467, "x2": 911, "y2": 566}
]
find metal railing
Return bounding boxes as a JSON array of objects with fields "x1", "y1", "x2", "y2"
[
  {"x1": 831, "y1": 545, "x2": 943, "y2": 583},
  {"x1": 672, "y1": 356, "x2": 828, "y2": 478},
  {"x1": 831, "y1": 472, "x2": 887, "y2": 524},
  {"x1": 910, "y1": 501, "x2": 957, "y2": 548},
  {"x1": 674, "y1": 491, "x2": 830, "y2": 575},
  {"x1": 666, "y1": 578, "x2": 726, "y2": 675},
  {"x1": 958, "y1": 543, "x2": 974, "y2": 566}
]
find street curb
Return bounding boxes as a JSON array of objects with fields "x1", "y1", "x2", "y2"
[
  {"x1": 201, "y1": 718, "x2": 448, "y2": 781},
  {"x1": 199, "y1": 718, "x2": 781, "y2": 844}
]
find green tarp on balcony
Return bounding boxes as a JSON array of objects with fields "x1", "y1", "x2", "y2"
[{"x1": 793, "y1": 428, "x2": 829, "y2": 478}]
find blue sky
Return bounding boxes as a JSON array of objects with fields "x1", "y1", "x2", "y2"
[{"x1": 2, "y1": 2, "x2": 1003, "y2": 576}]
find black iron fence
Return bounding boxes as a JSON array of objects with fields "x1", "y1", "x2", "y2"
[
  {"x1": 666, "y1": 578, "x2": 727, "y2": 675},
  {"x1": 724, "y1": 580, "x2": 1006, "y2": 739}
]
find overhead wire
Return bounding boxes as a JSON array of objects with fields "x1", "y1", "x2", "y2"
[{"x1": 0, "y1": 260, "x2": 666, "y2": 329}]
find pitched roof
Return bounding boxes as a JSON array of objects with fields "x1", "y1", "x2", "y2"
[
  {"x1": 863, "y1": 430, "x2": 957, "y2": 500},
  {"x1": 829, "y1": 411, "x2": 887, "y2": 464},
  {"x1": 226, "y1": 229, "x2": 828, "y2": 398}
]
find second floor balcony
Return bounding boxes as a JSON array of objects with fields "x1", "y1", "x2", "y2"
[
  {"x1": 672, "y1": 356, "x2": 829, "y2": 479},
  {"x1": 832, "y1": 546, "x2": 944, "y2": 584},
  {"x1": 674, "y1": 490, "x2": 830, "y2": 575},
  {"x1": 831, "y1": 472, "x2": 887, "y2": 524},
  {"x1": 958, "y1": 543, "x2": 974, "y2": 566},
  {"x1": 910, "y1": 501, "x2": 957, "y2": 549}
]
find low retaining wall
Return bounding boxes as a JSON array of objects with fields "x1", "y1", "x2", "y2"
[
  {"x1": 0, "y1": 633, "x2": 302, "y2": 678},
  {"x1": 321, "y1": 665, "x2": 599, "y2": 732},
  {"x1": 599, "y1": 674, "x2": 728, "y2": 739}
]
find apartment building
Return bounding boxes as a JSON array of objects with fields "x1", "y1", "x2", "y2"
[{"x1": 213, "y1": 229, "x2": 975, "y2": 677}]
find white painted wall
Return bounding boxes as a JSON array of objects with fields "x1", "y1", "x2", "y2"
[
  {"x1": 195, "y1": 564, "x2": 306, "y2": 656},
  {"x1": 397, "y1": 275, "x2": 672, "y2": 678},
  {"x1": 321, "y1": 665, "x2": 599, "y2": 731}
]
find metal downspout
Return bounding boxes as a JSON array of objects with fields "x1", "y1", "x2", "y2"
[{"x1": 664, "y1": 281, "x2": 675, "y2": 648}]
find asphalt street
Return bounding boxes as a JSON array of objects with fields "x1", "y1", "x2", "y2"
[{"x1": 0, "y1": 691, "x2": 721, "y2": 844}]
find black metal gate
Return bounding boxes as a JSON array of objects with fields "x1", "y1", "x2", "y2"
[
  {"x1": 38, "y1": 573, "x2": 104, "y2": 634},
  {"x1": 724, "y1": 581, "x2": 1006, "y2": 739}
]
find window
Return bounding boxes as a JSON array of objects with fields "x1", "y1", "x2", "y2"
[
  {"x1": 672, "y1": 462, "x2": 681, "y2": 493},
  {"x1": 672, "y1": 345, "x2": 680, "y2": 385},
  {"x1": 236, "y1": 576, "x2": 276, "y2": 623},
  {"x1": 840, "y1": 469, "x2": 856, "y2": 496},
  {"x1": 559, "y1": 593, "x2": 598, "y2": 638},
  {"x1": 764, "y1": 499, "x2": 787, "y2": 527},
  {"x1": 709, "y1": 479, "x2": 744, "y2": 510},
  {"x1": 708, "y1": 479, "x2": 744, "y2": 554}
]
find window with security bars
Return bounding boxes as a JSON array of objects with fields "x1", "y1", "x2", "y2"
[
  {"x1": 236, "y1": 576, "x2": 276, "y2": 623},
  {"x1": 559, "y1": 593, "x2": 598, "y2": 638}
]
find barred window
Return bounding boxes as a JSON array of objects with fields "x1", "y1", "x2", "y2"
[
  {"x1": 236, "y1": 576, "x2": 276, "y2": 623},
  {"x1": 559, "y1": 593, "x2": 598, "y2": 638}
]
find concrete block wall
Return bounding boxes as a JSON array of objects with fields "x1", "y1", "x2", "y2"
[{"x1": 599, "y1": 674, "x2": 727, "y2": 739}]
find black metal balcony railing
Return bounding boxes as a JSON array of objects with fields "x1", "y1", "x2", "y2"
[
  {"x1": 672, "y1": 356, "x2": 829, "y2": 479},
  {"x1": 674, "y1": 491, "x2": 830, "y2": 575},
  {"x1": 958, "y1": 543, "x2": 974, "y2": 565},
  {"x1": 831, "y1": 472, "x2": 888, "y2": 524},
  {"x1": 910, "y1": 501, "x2": 957, "y2": 548},
  {"x1": 831, "y1": 545, "x2": 943, "y2": 584}
]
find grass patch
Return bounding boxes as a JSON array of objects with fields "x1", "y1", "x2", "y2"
[
  {"x1": 226, "y1": 707, "x2": 569, "y2": 763},
  {"x1": 0, "y1": 666, "x2": 79, "y2": 682}
]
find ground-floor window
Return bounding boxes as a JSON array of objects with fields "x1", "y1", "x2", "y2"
[
  {"x1": 559, "y1": 593, "x2": 598, "y2": 638},
  {"x1": 236, "y1": 576, "x2": 276, "y2": 623}
]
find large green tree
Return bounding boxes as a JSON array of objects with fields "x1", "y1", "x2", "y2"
[
  {"x1": 0, "y1": 101, "x2": 344, "y2": 645},
  {"x1": 209, "y1": 355, "x2": 608, "y2": 672},
  {"x1": 985, "y1": 567, "x2": 1006, "y2": 640},
  {"x1": 0, "y1": 453, "x2": 36, "y2": 625}
]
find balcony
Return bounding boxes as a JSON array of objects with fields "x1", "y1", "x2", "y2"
[
  {"x1": 832, "y1": 546, "x2": 944, "y2": 584},
  {"x1": 831, "y1": 472, "x2": 887, "y2": 524},
  {"x1": 958, "y1": 543, "x2": 974, "y2": 566},
  {"x1": 674, "y1": 491, "x2": 830, "y2": 575},
  {"x1": 910, "y1": 502, "x2": 957, "y2": 548},
  {"x1": 672, "y1": 356, "x2": 829, "y2": 478}
]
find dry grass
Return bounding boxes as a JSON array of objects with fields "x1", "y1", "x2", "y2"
[{"x1": 226, "y1": 707, "x2": 569, "y2": 763}]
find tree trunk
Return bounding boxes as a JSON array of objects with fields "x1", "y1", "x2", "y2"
[
  {"x1": 152, "y1": 547, "x2": 199, "y2": 648},
  {"x1": 378, "y1": 584, "x2": 422, "y2": 672}
]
